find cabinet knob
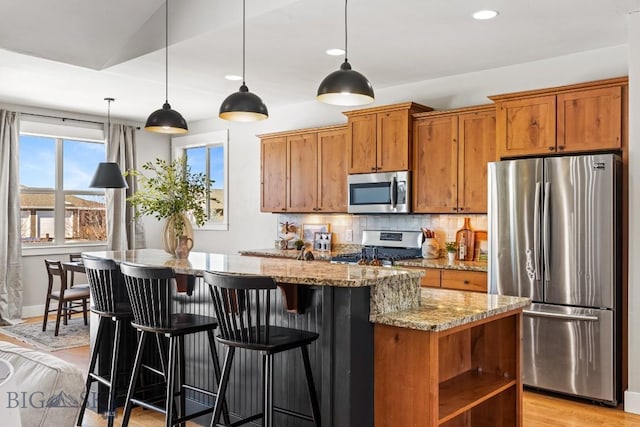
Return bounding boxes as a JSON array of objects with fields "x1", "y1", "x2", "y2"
[
  {"x1": 452, "y1": 207, "x2": 457, "y2": 212},
  {"x1": 558, "y1": 145, "x2": 565, "y2": 150},
  {"x1": 464, "y1": 280, "x2": 470, "y2": 285},
  {"x1": 371, "y1": 167, "x2": 377, "y2": 171},
  {"x1": 548, "y1": 146, "x2": 555, "y2": 151}
]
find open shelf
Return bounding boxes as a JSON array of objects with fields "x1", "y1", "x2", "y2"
[{"x1": 438, "y1": 370, "x2": 516, "y2": 424}]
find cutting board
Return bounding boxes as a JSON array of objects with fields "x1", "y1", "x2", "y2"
[{"x1": 473, "y1": 230, "x2": 488, "y2": 261}]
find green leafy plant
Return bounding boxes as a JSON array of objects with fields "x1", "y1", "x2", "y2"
[
  {"x1": 126, "y1": 157, "x2": 211, "y2": 236},
  {"x1": 294, "y1": 239, "x2": 305, "y2": 250},
  {"x1": 445, "y1": 241, "x2": 457, "y2": 253}
]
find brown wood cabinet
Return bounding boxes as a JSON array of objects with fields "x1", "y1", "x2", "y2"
[
  {"x1": 415, "y1": 267, "x2": 487, "y2": 293},
  {"x1": 259, "y1": 125, "x2": 348, "y2": 213},
  {"x1": 343, "y1": 102, "x2": 432, "y2": 174},
  {"x1": 413, "y1": 105, "x2": 496, "y2": 213},
  {"x1": 260, "y1": 136, "x2": 287, "y2": 212},
  {"x1": 491, "y1": 77, "x2": 627, "y2": 159},
  {"x1": 375, "y1": 310, "x2": 522, "y2": 426}
]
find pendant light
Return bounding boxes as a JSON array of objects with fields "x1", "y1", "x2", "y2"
[
  {"x1": 145, "y1": 0, "x2": 188, "y2": 134},
  {"x1": 219, "y1": 0, "x2": 268, "y2": 121},
  {"x1": 90, "y1": 98, "x2": 128, "y2": 189},
  {"x1": 317, "y1": 0, "x2": 374, "y2": 106}
]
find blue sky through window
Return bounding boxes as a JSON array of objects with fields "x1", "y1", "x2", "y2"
[
  {"x1": 185, "y1": 145, "x2": 224, "y2": 189},
  {"x1": 20, "y1": 135, "x2": 105, "y2": 189}
]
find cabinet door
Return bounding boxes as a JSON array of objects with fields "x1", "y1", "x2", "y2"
[
  {"x1": 557, "y1": 86, "x2": 622, "y2": 152},
  {"x1": 413, "y1": 116, "x2": 458, "y2": 213},
  {"x1": 348, "y1": 113, "x2": 377, "y2": 173},
  {"x1": 496, "y1": 95, "x2": 556, "y2": 158},
  {"x1": 317, "y1": 128, "x2": 348, "y2": 212},
  {"x1": 287, "y1": 133, "x2": 318, "y2": 212},
  {"x1": 377, "y1": 110, "x2": 410, "y2": 171},
  {"x1": 458, "y1": 110, "x2": 496, "y2": 213},
  {"x1": 441, "y1": 270, "x2": 487, "y2": 293},
  {"x1": 420, "y1": 268, "x2": 441, "y2": 288},
  {"x1": 261, "y1": 137, "x2": 287, "y2": 212}
]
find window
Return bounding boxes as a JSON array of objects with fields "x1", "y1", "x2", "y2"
[
  {"x1": 172, "y1": 130, "x2": 228, "y2": 230},
  {"x1": 19, "y1": 120, "x2": 106, "y2": 245}
]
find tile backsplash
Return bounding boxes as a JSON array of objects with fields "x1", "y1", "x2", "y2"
[{"x1": 276, "y1": 213, "x2": 487, "y2": 247}]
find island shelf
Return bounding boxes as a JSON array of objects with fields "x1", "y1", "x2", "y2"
[{"x1": 374, "y1": 290, "x2": 527, "y2": 427}]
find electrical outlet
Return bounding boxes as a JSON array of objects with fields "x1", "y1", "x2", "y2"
[{"x1": 345, "y1": 229, "x2": 353, "y2": 242}]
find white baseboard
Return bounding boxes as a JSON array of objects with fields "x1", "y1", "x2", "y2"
[
  {"x1": 21, "y1": 304, "x2": 45, "y2": 319},
  {"x1": 625, "y1": 390, "x2": 640, "y2": 414}
]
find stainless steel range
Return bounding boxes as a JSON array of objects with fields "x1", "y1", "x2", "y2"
[{"x1": 330, "y1": 230, "x2": 423, "y2": 266}]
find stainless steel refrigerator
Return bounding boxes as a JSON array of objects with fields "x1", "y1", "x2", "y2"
[{"x1": 488, "y1": 153, "x2": 621, "y2": 405}]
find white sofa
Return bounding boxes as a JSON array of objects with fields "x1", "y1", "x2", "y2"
[{"x1": 0, "y1": 341, "x2": 85, "y2": 427}]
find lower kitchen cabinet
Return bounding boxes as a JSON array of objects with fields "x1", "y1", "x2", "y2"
[
  {"x1": 374, "y1": 310, "x2": 522, "y2": 426},
  {"x1": 416, "y1": 267, "x2": 488, "y2": 293}
]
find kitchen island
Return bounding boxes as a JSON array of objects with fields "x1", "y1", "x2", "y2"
[
  {"x1": 84, "y1": 249, "x2": 527, "y2": 426},
  {"x1": 84, "y1": 249, "x2": 422, "y2": 426}
]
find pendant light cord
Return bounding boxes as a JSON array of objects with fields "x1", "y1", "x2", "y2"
[
  {"x1": 165, "y1": 0, "x2": 169, "y2": 103},
  {"x1": 104, "y1": 97, "x2": 114, "y2": 143},
  {"x1": 242, "y1": 0, "x2": 246, "y2": 85},
  {"x1": 344, "y1": 0, "x2": 348, "y2": 63}
]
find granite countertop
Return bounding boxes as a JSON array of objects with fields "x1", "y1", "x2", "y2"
[
  {"x1": 371, "y1": 288, "x2": 530, "y2": 332},
  {"x1": 238, "y1": 248, "x2": 338, "y2": 261},
  {"x1": 239, "y1": 249, "x2": 488, "y2": 272},
  {"x1": 84, "y1": 249, "x2": 422, "y2": 289},
  {"x1": 394, "y1": 258, "x2": 488, "y2": 272}
]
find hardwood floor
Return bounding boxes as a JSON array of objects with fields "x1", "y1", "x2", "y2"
[{"x1": 3, "y1": 316, "x2": 640, "y2": 426}]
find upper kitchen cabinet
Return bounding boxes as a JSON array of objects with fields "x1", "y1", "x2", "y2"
[
  {"x1": 259, "y1": 125, "x2": 348, "y2": 213},
  {"x1": 413, "y1": 105, "x2": 496, "y2": 213},
  {"x1": 343, "y1": 102, "x2": 432, "y2": 174},
  {"x1": 260, "y1": 136, "x2": 287, "y2": 212},
  {"x1": 490, "y1": 77, "x2": 627, "y2": 159}
]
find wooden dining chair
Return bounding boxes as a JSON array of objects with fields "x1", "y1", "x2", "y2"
[
  {"x1": 68, "y1": 253, "x2": 89, "y2": 289},
  {"x1": 42, "y1": 259, "x2": 90, "y2": 336}
]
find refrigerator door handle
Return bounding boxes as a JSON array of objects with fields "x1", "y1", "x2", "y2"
[
  {"x1": 543, "y1": 181, "x2": 551, "y2": 282},
  {"x1": 523, "y1": 309, "x2": 599, "y2": 322},
  {"x1": 533, "y1": 182, "x2": 541, "y2": 281}
]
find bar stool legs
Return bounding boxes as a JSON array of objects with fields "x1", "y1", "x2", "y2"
[{"x1": 76, "y1": 316, "x2": 124, "y2": 427}]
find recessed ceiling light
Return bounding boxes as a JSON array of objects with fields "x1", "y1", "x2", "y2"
[
  {"x1": 472, "y1": 9, "x2": 498, "y2": 20},
  {"x1": 225, "y1": 74, "x2": 243, "y2": 81},
  {"x1": 326, "y1": 48, "x2": 345, "y2": 56}
]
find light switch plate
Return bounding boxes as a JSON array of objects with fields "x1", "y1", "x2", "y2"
[{"x1": 345, "y1": 229, "x2": 353, "y2": 242}]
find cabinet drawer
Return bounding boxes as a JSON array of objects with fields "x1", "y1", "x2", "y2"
[
  {"x1": 441, "y1": 270, "x2": 487, "y2": 292},
  {"x1": 420, "y1": 268, "x2": 441, "y2": 288}
]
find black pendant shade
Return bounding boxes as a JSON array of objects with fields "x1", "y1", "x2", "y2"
[
  {"x1": 145, "y1": 102, "x2": 188, "y2": 134},
  {"x1": 219, "y1": 84, "x2": 268, "y2": 122},
  {"x1": 219, "y1": 0, "x2": 268, "y2": 122},
  {"x1": 89, "y1": 162, "x2": 128, "y2": 189},
  {"x1": 145, "y1": 0, "x2": 188, "y2": 134},
  {"x1": 317, "y1": 60, "x2": 374, "y2": 106},
  {"x1": 317, "y1": 0, "x2": 374, "y2": 106}
]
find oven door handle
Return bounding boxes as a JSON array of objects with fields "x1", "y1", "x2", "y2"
[{"x1": 390, "y1": 176, "x2": 397, "y2": 208}]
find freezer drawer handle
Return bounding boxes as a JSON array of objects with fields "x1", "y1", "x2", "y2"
[{"x1": 523, "y1": 309, "x2": 598, "y2": 322}]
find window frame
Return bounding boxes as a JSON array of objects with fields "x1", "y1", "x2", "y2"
[
  {"x1": 19, "y1": 131, "x2": 107, "y2": 247},
  {"x1": 172, "y1": 130, "x2": 229, "y2": 231}
]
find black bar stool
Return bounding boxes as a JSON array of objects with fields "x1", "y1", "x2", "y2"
[
  {"x1": 76, "y1": 257, "x2": 132, "y2": 427},
  {"x1": 203, "y1": 271, "x2": 321, "y2": 427},
  {"x1": 119, "y1": 263, "x2": 229, "y2": 427}
]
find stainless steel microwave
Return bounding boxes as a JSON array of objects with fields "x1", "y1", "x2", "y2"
[{"x1": 347, "y1": 171, "x2": 411, "y2": 214}]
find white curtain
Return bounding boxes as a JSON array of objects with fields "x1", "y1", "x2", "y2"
[
  {"x1": 0, "y1": 110, "x2": 22, "y2": 324},
  {"x1": 106, "y1": 124, "x2": 146, "y2": 251}
]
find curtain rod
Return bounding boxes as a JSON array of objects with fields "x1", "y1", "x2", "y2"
[
  {"x1": 21, "y1": 112, "x2": 103, "y2": 125},
  {"x1": 21, "y1": 112, "x2": 141, "y2": 129}
]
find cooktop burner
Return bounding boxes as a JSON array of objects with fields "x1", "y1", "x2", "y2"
[{"x1": 330, "y1": 230, "x2": 424, "y2": 266}]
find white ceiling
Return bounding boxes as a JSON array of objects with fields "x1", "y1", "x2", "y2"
[{"x1": 0, "y1": 0, "x2": 637, "y2": 123}]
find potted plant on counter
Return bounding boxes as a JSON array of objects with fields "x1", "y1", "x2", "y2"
[
  {"x1": 126, "y1": 157, "x2": 211, "y2": 256},
  {"x1": 445, "y1": 241, "x2": 457, "y2": 263}
]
